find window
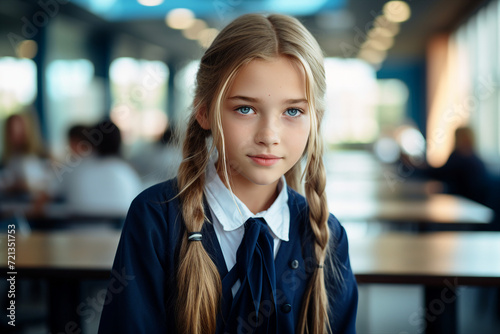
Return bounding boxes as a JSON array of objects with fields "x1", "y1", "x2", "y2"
[
  {"x1": 0, "y1": 57, "x2": 37, "y2": 116},
  {"x1": 46, "y1": 59, "x2": 99, "y2": 157},
  {"x1": 323, "y1": 58, "x2": 408, "y2": 147},
  {"x1": 109, "y1": 57, "x2": 169, "y2": 144}
]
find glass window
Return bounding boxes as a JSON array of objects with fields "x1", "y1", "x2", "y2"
[
  {"x1": 323, "y1": 58, "x2": 379, "y2": 145},
  {"x1": 323, "y1": 58, "x2": 408, "y2": 147},
  {"x1": 46, "y1": 59, "x2": 100, "y2": 158},
  {"x1": 109, "y1": 58, "x2": 169, "y2": 145},
  {"x1": 174, "y1": 60, "x2": 199, "y2": 127},
  {"x1": 438, "y1": 0, "x2": 500, "y2": 164},
  {"x1": 0, "y1": 57, "x2": 37, "y2": 116}
]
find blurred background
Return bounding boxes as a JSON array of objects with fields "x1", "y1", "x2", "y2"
[{"x1": 1, "y1": 0, "x2": 500, "y2": 333}]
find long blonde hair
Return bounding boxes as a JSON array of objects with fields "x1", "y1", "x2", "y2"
[{"x1": 176, "y1": 13, "x2": 330, "y2": 334}]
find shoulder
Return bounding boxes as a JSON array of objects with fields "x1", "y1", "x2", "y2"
[
  {"x1": 132, "y1": 177, "x2": 179, "y2": 203},
  {"x1": 123, "y1": 178, "x2": 183, "y2": 235}
]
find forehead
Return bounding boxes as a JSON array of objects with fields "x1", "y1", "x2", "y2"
[{"x1": 226, "y1": 56, "x2": 307, "y2": 98}]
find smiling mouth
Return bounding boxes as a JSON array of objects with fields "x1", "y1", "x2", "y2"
[{"x1": 248, "y1": 155, "x2": 282, "y2": 166}]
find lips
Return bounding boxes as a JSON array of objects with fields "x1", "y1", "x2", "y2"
[{"x1": 248, "y1": 154, "x2": 282, "y2": 166}]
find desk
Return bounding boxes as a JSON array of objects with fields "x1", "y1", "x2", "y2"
[
  {"x1": 0, "y1": 231, "x2": 120, "y2": 332},
  {"x1": 0, "y1": 201, "x2": 126, "y2": 221},
  {"x1": 3, "y1": 231, "x2": 500, "y2": 333},
  {"x1": 350, "y1": 232, "x2": 500, "y2": 333},
  {"x1": 329, "y1": 193, "x2": 494, "y2": 226},
  {"x1": 0, "y1": 230, "x2": 120, "y2": 277},
  {"x1": 324, "y1": 152, "x2": 494, "y2": 226}
]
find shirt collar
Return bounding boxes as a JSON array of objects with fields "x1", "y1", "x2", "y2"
[{"x1": 204, "y1": 161, "x2": 290, "y2": 241}]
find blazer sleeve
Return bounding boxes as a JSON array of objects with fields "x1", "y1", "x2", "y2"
[
  {"x1": 327, "y1": 214, "x2": 358, "y2": 334},
  {"x1": 98, "y1": 187, "x2": 173, "y2": 334}
]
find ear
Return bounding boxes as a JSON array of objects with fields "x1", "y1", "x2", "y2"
[{"x1": 195, "y1": 106, "x2": 211, "y2": 130}]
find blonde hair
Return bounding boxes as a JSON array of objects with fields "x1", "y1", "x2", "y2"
[{"x1": 176, "y1": 13, "x2": 331, "y2": 334}]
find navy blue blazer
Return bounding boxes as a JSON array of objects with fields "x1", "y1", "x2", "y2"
[{"x1": 98, "y1": 179, "x2": 358, "y2": 333}]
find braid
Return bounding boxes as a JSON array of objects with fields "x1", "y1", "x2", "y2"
[
  {"x1": 176, "y1": 115, "x2": 221, "y2": 334},
  {"x1": 298, "y1": 146, "x2": 331, "y2": 334}
]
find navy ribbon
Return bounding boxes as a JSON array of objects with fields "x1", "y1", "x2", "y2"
[{"x1": 222, "y1": 217, "x2": 278, "y2": 333}]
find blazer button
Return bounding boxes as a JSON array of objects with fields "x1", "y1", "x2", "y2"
[
  {"x1": 281, "y1": 303, "x2": 292, "y2": 313},
  {"x1": 290, "y1": 260, "x2": 299, "y2": 269}
]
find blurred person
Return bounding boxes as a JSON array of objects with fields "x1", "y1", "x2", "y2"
[
  {"x1": 60, "y1": 119, "x2": 143, "y2": 217},
  {"x1": 426, "y1": 126, "x2": 490, "y2": 205},
  {"x1": 129, "y1": 125, "x2": 183, "y2": 188},
  {"x1": 68, "y1": 124, "x2": 93, "y2": 157},
  {"x1": 0, "y1": 111, "x2": 51, "y2": 196}
]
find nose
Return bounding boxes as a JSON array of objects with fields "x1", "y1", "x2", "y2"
[{"x1": 255, "y1": 116, "x2": 280, "y2": 146}]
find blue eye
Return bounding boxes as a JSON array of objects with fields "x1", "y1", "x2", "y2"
[
  {"x1": 236, "y1": 106, "x2": 254, "y2": 115},
  {"x1": 285, "y1": 108, "x2": 301, "y2": 117}
]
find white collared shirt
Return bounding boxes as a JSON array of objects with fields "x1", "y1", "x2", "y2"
[{"x1": 204, "y1": 162, "x2": 290, "y2": 295}]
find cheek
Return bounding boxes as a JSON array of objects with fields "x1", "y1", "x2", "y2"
[
  {"x1": 289, "y1": 120, "x2": 310, "y2": 152},
  {"x1": 221, "y1": 118, "x2": 250, "y2": 153}
]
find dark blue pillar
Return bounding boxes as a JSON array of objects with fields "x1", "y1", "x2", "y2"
[
  {"x1": 88, "y1": 30, "x2": 113, "y2": 114},
  {"x1": 33, "y1": 23, "x2": 48, "y2": 141},
  {"x1": 377, "y1": 58, "x2": 427, "y2": 137},
  {"x1": 167, "y1": 60, "x2": 179, "y2": 127}
]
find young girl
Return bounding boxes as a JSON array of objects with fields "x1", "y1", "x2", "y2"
[{"x1": 98, "y1": 13, "x2": 358, "y2": 334}]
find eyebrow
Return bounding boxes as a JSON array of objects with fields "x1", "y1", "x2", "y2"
[{"x1": 228, "y1": 95, "x2": 308, "y2": 104}]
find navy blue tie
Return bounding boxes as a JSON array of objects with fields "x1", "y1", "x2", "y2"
[{"x1": 222, "y1": 217, "x2": 278, "y2": 333}]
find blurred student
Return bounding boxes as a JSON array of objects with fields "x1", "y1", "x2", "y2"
[
  {"x1": 129, "y1": 126, "x2": 182, "y2": 188},
  {"x1": 61, "y1": 120, "x2": 143, "y2": 217},
  {"x1": 68, "y1": 124, "x2": 93, "y2": 158},
  {"x1": 427, "y1": 126, "x2": 489, "y2": 204},
  {"x1": 0, "y1": 112, "x2": 51, "y2": 196}
]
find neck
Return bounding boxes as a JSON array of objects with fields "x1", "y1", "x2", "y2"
[
  {"x1": 217, "y1": 168, "x2": 280, "y2": 214},
  {"x1": 233, "y1": 181, "x2": 280, "y2": 215}
]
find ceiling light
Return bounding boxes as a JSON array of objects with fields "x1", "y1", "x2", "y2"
[
  {"x1": 16, "y1": 40, "x2": 38, "y2": 59},
  {"x1": 363, "y1": 38, "x2": 392, "y2": 51},
  {"x1": 374, "y1": 15, "x2": 400, "y2": 35},
  {"x1": 371, "y1": 26, "x2": 396, "y2": 38},
  {"x1": 166, "y1": 8, "x2": 195, "y2": 30},
  {"x1": 383, "y1": 1, "x2": 411, "y2": 23},
  {"x1": 197, "y1": 28, "x2": 219, "y2": 49},
  {"x1": 367, "y1": 32, "x2": 394, "y2": 49},
  {"x1": 358, "y1": 49, "x2": 386, "y2": 64},
  {"x1": 137, "y1": 0, "x2": 164, "y2": 6},
  {"x1": 182, "y1": 19, "x2": 207, "y2": 40}
]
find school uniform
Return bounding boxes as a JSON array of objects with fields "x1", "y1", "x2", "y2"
[{"x1": 98, "y1": 170, "x2": 358, "y2": 333}]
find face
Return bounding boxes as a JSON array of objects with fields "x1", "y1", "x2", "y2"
[
  {"x1": 7, "y1": 116, "x2": 28, "y2": 149},
  {"x1": 217, "y1": 56, "x2": 311, "y2": 191}
]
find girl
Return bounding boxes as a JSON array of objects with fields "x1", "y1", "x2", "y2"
[
  {"x1": 1, "y1": 111, "x2": 49, "y2": 194},
  {"x1": 98, "y1": 13, "x2": 358, "y2": 334}
]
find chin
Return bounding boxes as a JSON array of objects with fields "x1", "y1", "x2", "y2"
[{"x1": 244, "y1": 174, "x2": 282, "y2": 187}]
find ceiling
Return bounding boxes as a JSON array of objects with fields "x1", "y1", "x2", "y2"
[
  {"x1": 0, "y1": 0, "x2": 488, "y2": 64},
  {"x1": 70, "y1": 0, "x2": 347, "y2": 21}
]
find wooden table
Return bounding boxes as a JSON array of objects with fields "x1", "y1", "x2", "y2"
[
  {"x1": 0, "y1": 201, "x2": 126, "y2": 220},
  {"x1": 0, "y1": 231, "x2": 120, "y2": 332},
  {"x1": 3, "y1": 231, "x2": 500, "y2": 334},
  {"x1": 324, "y1": 156, "x2": 494, "y2": 227},
  {"x1": 329, "y1": 193, "x2": 494, "y2": 226},
  {"x1": 349, "y1": 231, "x2": 500, "y2": 333},
  {"x1": 0, "y1": 230, "x2": 120, "y2": 277}
]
